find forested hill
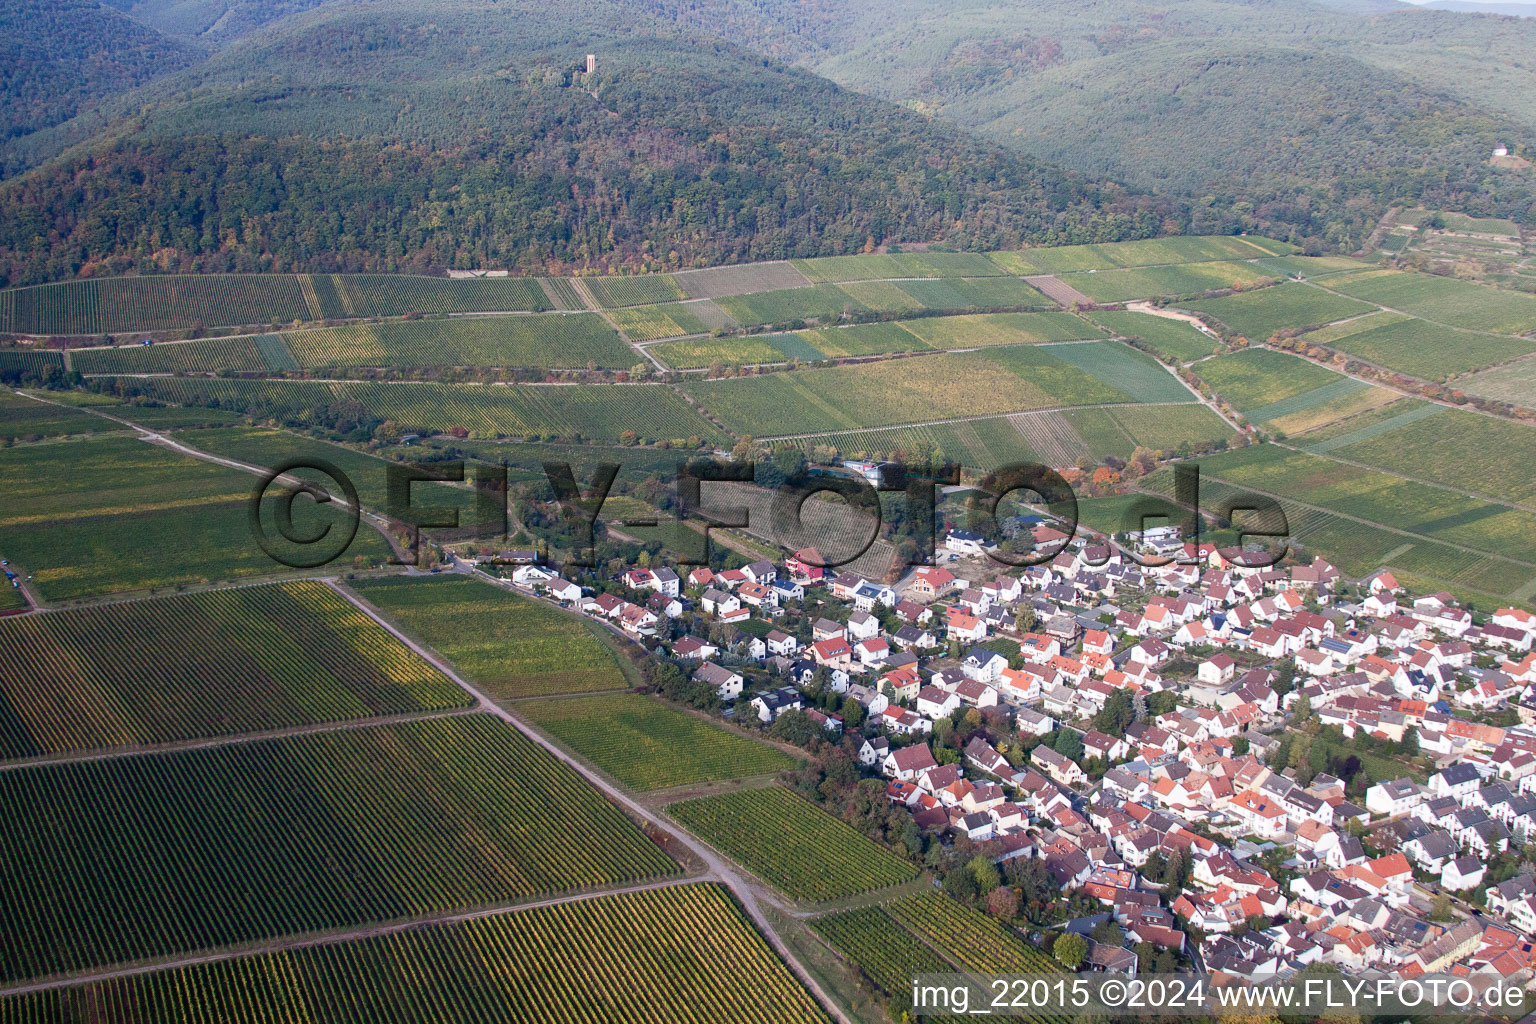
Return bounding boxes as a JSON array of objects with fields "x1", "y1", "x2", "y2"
[
  {"x1": 0, "y1": 0, "x2": 197, "y2": 153},
  {"x1": 98, "y1": 0, "x2": 337, "y2": 45},
  {"x1": 0, "y1": 0, "x2": 1170, "y2": 288},
  {"x1": 636, "y1": 0, "x2": 1536, "y2": 250}
]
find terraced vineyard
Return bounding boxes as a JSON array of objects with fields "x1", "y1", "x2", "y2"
[
  {"x1": 0, "y1": 435, "x2": 393, "y2": 599},
  {"x1": 1059, "y1": 260, "x2": 1277, "y2": 302},
  {"x1": 280, "y1": 313, "x2": 631, "y2": 369},
  {"x1": 1459, "y1": 355, "x2": 1536, "y2": 406},
  {"x1": 0, "y1": 884, "x2": 827, "y2": 1024},
  {"x1": 0, "y1": 276, "x2": 313, "y2": 335},
  {"x1": 1034, "y1": 341, "x2": 1193, "y2": 403},
  {"x1": 0, "y1": 390, "x2": 113, "y2": 439},
  {"x1": 174, "y1": 426, "x2": 479, "y2": 520},
  {"x1": 1326, "y1": 270, "x2": 1536, "y2": 335},
  {"x1": 69, "y1": 335, "x2": 279, "y2": 374},
  {"x1": 716, "y1": 283, "x2": 870, "y2": 326},
  {"x1": 1306, "y1": 315, "x2": 1535, "y2": 380},
  {"x1": 794, "y1": 321, "x2": 930, "y2": 357},
  {"x1": 812, "y1": 907, "x2": 969, "y2": 1024},
  {"x1": 0, "y1": 349, "x2": 64, "y2": 377},
  {"x1": 1085, "y1": 310, "x2": 1219, "y2": 361},
  {"x1": 789, "y1": 415, "x2": 1040, "y2": 471},
  {"x1": 583, "y1": 274, "x2": 687, "y2": 308},
  {"x1": 0, "y1": 713, "x2": 677, "y2": 983},
  {"x1": 686, "y1": 348, "x2": 1129, "y2": 437},
  {"x1": 652, "y1": 335, "x2": 791, "y2": 369},
  {"x1": 1194, "y1": 349, "x2": 1344, "y2": 413},
  {"x1": 351, "y1": 576, "x2": 628, "y2": 699},
  {"x1": 667, "y1": 786, "x2": 918, "y2": 901},
  {"x1": 793, "y1": 251, "x2": 1007, "y2": 281},
  {"x1": 111, "y1": 377, "x2": 728, "y2": 444},
  {"x1": 886, "y1": 893, "x2": 1059, "y2": 975},
  {"x1": 308, "y1": 275, "x2": 551, "y2": 318},
  {"x1": 1139, "y1": 445, "x2": 1536, "y2": 595},
  {"x1": 898, "y1": 312, "x2": 1104, "y2": 349},
  {"x1": 1184, "y1": 282, "x2": 1378, "y2": 340},
  {"x1": 520, "y1": 694, "x2": 795, "y2": 790},
  {"x1": 992, "y1": 235, "x2": 1288, "y2": 275},
  {"x1": 0, "y1": 581, "x2": 469, "y2": 760},
  {"x1": 897, "y1": 277, "x2": 1049, "y2": 309},
  {"x1": 607, "y1": 302, "x2": 711, "y2": 340}
]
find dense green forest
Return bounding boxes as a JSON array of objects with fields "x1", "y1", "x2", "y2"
[
  {"x1": 99, "y1": 0, "x2": 335, "y2": 44},
  {"x1": 0, "y1": 0, "x2": 1170, "y2": 287},
  {"x1": 0, "y1": 0, "x2": 1533, "y2": 286},
  {"x1": 0, "y1": 0, "x2": 196, "y2": 153},
  {"x1": 714, "y1": 0, "x2": 1536, "y2": 249}
]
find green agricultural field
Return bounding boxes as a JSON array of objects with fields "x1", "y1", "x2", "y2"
[
  {"x1": 888, "y1": 251, "x2": 1008, "y2": 277},
  {"x1": 674, "y1": 262, "x2": 811, "y2": 299},
  {"x1": 1102, "y1": 404, "x2": 1234, "y2": 451},
  {"x1": 69, "y1": 335, "x2": 279, "y2": 375},
  {"x1": 174, "y1": 427, "x2": 478, "y2": 522},
  {"x1": 1253, "y1": 255, "x2": 1379, "y2": 279},
  {"x1": 0, "y1": 390, "x2": 116, "y2": 439},
  {"x1": 791, "y1": 251, "x2": 1005, "y2": 282},
  {"x1": 790, "y1": 416, "x2": 1038, "y2": 471},
  {"x1": 607, "y1": 302, "x2": 710, "y2": 340},
  {"x1": 0, "y1": 714, "x2": 677, "y2": 983},
  {"x1": 683, "y1": 347, "x2": 1128, "y2": 437},
  {"x1": 1459, "y1": 355, "x2": 1536, "y2": 406},
  {"x1": 1035, "y1": 340, "x2": 1194, "y2": 403},
  {"x1": 1301, "y1": 310, "x2": 1410, "y2": 344},
  {"x1": 668, "y1": 786, "x2": 918, "y2": 901},
  {"x1": 0, "y1": 581, "x2": 469, "y2": 761},
  {"x1": 1320, "y1": 406, "x2": 1536, "y2": 505},
  {"x1": 651, "y1": 336, "x2": 789, "y2": 369},
  {"x1": 895, "y1": 276, "x2": 1048, "y2": 309},
  {"x1": 1326, "y1": 270, "x2": 1536, "y2": 335},
  {"x1": 792, "y1": 253, "x2": 904, "y2": 281},
  {"x1": 993, "y1": 235, "x2": 1285, "y2": 275},
  {"x1": 1315, "y1": 316, "x2": 1535, "y2": 380},
  {"x1": 0, "y1": 884, "x2": 829, "y2": 1024},
  {"x1": 1299, "y1": 399, "x2": 1442, "y2": 450},
  {"x1": 101, "y1": 404, "x2": 250, "y2": 429},
  {"x1": 350, "y1": 575, "x2": 628, "y2": 699},
  {"x1": 795, "y1": 321, "x2": 928, "y2": 357},
  {"x1": 1242, "y1": 377, "x2": 1375, "y2": 425},
  {"x1": 281, "y1": 313, "x2": 632, "y2": 369},
  {"x1": 519, "y1": 693, "x2": 795, "y2": 790},
  {"x1": 1185, "y1": 282, "x2": 1378, "y2": 340},
  {"x1": 717, "y1": 284, "x2": 868, "y2": 326},
  {"x1": 2, "y1": 494, "x2": 393, "y2": 601},
  {"x1": 0, "y1": 434, "x2": 247, "y2": 527},
  {"x1": 310, "y1": 275, "x2": 551, "y2": 318},
  {"x1": 1058, "y1": 260, "x2": 1277, "y2": 302},
  {"x1": 1194, "y1": 348, "x2": 1344, "y2": 413},
  {"x1": 833, "y1": 279, "x2": 930, "y2": 311},
  {"x1": 583, "y1": 274, "x2": 686, "y2": 308},
  {"x1": 1263, "y1": 385, "x2": 1402, "y2": 438},
  {"x1": 1086, "y1": 310, "x2": 1219, "y2": 361},
  {"x1": 0, "y1": 435, "x2": 392, "y2": 599},
  {"x1": 900, "y1": 312, "x2": 1105, "y2": 349},
  {"x1": 1181, "y1": 444, "x2": 1536, "y2": 566},
  {"x1": 115, "y1": 377, "x2": 728, "y2": 444}
]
